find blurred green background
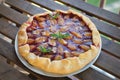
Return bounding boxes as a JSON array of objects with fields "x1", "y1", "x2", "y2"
[{"x1": 87, "y1": 0, "x2": 120, "y2": 14}]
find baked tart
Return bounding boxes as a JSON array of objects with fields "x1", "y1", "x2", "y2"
[{"x1": 18, "y1": 10, "x2": 101, "y2": 74}]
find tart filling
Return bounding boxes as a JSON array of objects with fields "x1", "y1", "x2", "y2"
[
  {"x1": 26, "y1": 12, "x2": 93, "y2": 61},
  {"x1": 18, "y1": 10, "x2": 101, "y2": 74}
]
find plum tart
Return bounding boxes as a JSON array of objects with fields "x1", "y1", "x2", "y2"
[{"x1": 18, "y1": 10, "x2": 101, "y2": 74}]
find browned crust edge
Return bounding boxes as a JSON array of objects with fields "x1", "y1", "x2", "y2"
[{"x1": 18, "y1": 10, "x2": 101, "y2": 74}]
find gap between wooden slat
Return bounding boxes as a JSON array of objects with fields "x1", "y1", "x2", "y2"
[
  {"x1": 95, "y1": 50, "x2": 120, "y2": 78},
  {"x1": 0, "y1": 18, "x2": 18, "y2": 40},
  {"x1": 0, "y1": 33, "x2": 12, "y2": 43},
  {"x1": 5, "y1": 0, "x2": 46, "y2": 15},
  {"x1": 27, "y1": 0, "x2": 68, "y2": 11},
  {"x1": 91, "y1": 65, "x2": 117, "y2": 79},
  {"x1": 0, "y1": 4, "x2": 28, "y2": 25},
  {"x1": 0, "y1": 59, "x2": 32, "y2": 80}
]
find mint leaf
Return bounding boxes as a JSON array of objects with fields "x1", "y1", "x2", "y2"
[
  {"x1": 49, "y1": 13, "x2": 59, "y2": 19},
  {"x1": 39, "y1": 46, "x2": 51, "y2": 53},
  {"x1": 50, "y1": 32, "x2": 70, "y2": 39},
  {"x1": 50, "y1": 33, "x2": 58, "y2": 38},
  {"x1": 62, "y1": 33, "x2": 70, "y2": 38}
]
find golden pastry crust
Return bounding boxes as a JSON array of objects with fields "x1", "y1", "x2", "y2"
[{"x1": 18, "y1": 10, "x2": 101, "y2": 74}]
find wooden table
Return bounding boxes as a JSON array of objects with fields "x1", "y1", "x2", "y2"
[{"x1": 0, "y1": 0, "x2": 120, "y2": 80}]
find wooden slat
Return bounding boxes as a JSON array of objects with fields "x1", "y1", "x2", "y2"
[
  {"x1": 0, "y1": 4, "x2": 28, "y2": 25},
  {"x1": 0, "y1": 38, "x2": 115, "y2": 80},
  {"x1": 95, "y1": 51, "x2": 120, "y2": 78},
  {"x1": 29, "y1": 75, "x2": 70, "y2": 80},
  {"x1": 5, "y1": 0, "x2": 46, "y2": 15},
  {"x1": 58, "y1": 0, "x2": 120, "y2": 26},
  {"x1": 0, "y1": 18, "x2": 18, "y2": 40},
  {"x1": 0, "y1": 60, "x2": 32, "y2": 80},
  {"x1": 28, "y1": 0, "x2": 68, "y2": 11},
  {"x1": 75, "y1": 68, "x2": 116, "y2": 80},
  {"x1": 0, "y1": 4, "x2": 119, "y2": 58},
  {"x1": 102, "y1": 36, "x2": 120, "y2": 58},
  {"x1": 88, "y1": 16, "x2": 120, "y2": 41}
]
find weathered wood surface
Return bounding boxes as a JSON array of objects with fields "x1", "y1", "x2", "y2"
[
  {"x1": 0, "y1": 58, "x2": 32, "y2": 80},
  {"x1": 0, "y1": 0, "x2": 120, "y2": 79}
]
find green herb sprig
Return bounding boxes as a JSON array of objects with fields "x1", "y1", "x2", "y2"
[
  {"x1": 50, "y1": 32, "x2": 70, "y2": 39},
  {"x1": 39, "y1": 46, "x2": 51, "y2": 53},
  {"x1": 49, "y1": 13, "x2": 59, "y2": 19}
]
